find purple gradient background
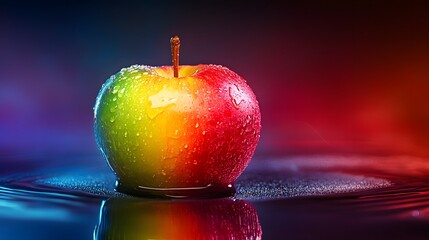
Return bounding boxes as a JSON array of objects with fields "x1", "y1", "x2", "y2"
[{"x1": 1, "y1": 1, "x2": 429, "y2": 159}]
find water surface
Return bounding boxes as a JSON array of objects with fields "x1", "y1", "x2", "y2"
[{"x1": 1, "y1": 153, "x2": 428, "y2": 239}]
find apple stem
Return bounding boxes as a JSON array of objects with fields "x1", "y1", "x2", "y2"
[{"x1": 170, "y1": 35, "x2": 180, "y2": 78}]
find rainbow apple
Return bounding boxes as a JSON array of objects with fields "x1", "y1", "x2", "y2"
[{"x1": 94, "y1": 36, "x2": 261, "y2": 197}]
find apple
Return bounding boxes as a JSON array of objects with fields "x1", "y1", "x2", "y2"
[
  {"x1": 94, "y1": 198, "x2": 262, "y2": 239},
  {"x1": 94, "y1": 36, "x2": 261, "y2": 197}
]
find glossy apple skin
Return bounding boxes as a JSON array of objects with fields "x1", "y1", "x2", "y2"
[{"x1": 94, "y1": 64, "x2": 261, "y2": 197}]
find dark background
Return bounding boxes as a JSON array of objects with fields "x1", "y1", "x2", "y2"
[{"x1": 1, "y1": 1, "x2": 429, "y2": 159}]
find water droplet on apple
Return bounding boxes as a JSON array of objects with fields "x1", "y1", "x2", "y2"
[
  {"x1": 195, "y1": 123, "x2": 199, "y2": 128},
  {"x1": 136, "y1": 132, "x2": 140, "y2": 136},
  {"x1": 193, "y1": 160, "x2": 198, "y2": 165},
  {"x1": 202, "y1": 130, "x2": 206, "y2": 135},
  {"x1": 118, "y1": 88, "x2": 125, "y2": 98},
  {"x1": 184, "y1": 144, "x2": 188, "y2": 149},
  {"x1": 110, "y1": 117, "x2": 115, "y2": 122},
  {"x1": 124, "y1": 132, "x2": 128, "y2": 137},
  {"x1": 228, "y1": 84, "x2": 245, "y2": 109},
  {"x1": 112, "y1": 97, "x2": 117, "y2": 102},
  {"x1": 112, "y1": 85, "x2": 119, "y2": 94}
]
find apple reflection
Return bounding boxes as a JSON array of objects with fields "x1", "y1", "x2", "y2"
[{"x1": 94, "y1": 197, "x2": 262, "y2": 240}]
